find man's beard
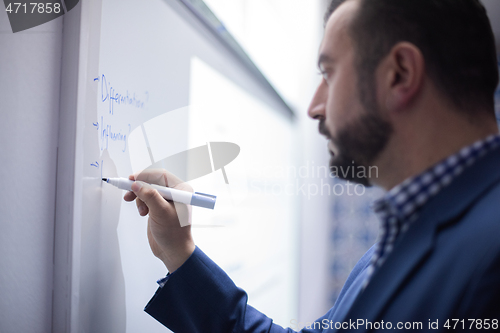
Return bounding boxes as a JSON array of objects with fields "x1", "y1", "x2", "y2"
[{"x1": 319, "y1": 108, "x2": 393, "y2": 186}]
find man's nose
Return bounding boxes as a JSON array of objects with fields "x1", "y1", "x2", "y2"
[{"x1": 307, "y1": 80, "x2": 327, "y2": 120}]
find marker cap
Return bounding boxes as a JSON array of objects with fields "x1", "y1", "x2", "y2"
[{"x1": 190, "y1": 192, "x2": 217, "y2": 209}]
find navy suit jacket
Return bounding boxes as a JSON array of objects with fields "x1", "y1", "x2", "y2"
[{"x1": 145, "y1": 146, "x2": 500, "y2": 332}]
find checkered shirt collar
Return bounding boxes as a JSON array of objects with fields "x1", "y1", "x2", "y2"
[
  {"x1": 363, "y1": 134, "x2": 500, "y2": 288},
  {"x1": 373, "y1": 134, "x2": 500, "y2": 228}
]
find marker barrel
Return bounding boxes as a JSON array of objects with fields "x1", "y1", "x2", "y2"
[{"x1": 104, "y1": 178, "x2": 216, "y2": 209}]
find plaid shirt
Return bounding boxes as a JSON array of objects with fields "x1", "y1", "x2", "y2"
[
  {"x1": 363, "y1": 134, "x2": 500, "y2": 288},
  {"x1": 157, "y1": 273, "x2": 170, "y2": 288}
]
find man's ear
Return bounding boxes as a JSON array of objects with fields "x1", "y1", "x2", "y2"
[{"x1": 380, "y1": 42, "x2": 425, "y2": 112}]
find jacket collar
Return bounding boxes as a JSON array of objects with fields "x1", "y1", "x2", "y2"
[{"x1": 340, "y1": 144, "x2": 500, "y2": 330}]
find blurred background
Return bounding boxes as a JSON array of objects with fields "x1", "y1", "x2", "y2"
[
  {"x1": 200, "y1": 0, "x2": 500, "y2": 324},
  {"x1": 193, "y1": 0, "x2": 381, "y2": 324}
]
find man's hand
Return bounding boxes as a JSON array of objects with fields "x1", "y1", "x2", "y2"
[{"x1": 123, "y1": 169, "x2": 195, "y2": 273}]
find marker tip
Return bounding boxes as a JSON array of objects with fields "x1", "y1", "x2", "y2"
[{"x1": 102, "y1": 178, "x2": 108, "y2": 182}]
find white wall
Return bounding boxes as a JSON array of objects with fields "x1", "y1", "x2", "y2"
[{"x1": 0, "y1": 10, "x2": 63, "y2": 333}]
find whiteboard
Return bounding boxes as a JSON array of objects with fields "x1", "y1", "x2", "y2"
[{"x1": 54, "y1": 0, "x2": 300, "y2": 332}]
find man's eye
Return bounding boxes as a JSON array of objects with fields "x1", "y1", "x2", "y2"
[{"x1": 319, "y1": 71, "x2": 330, "y2": 82}]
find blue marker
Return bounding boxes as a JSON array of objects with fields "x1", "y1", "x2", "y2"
[{"x1": 102, "y1": 177, "x2": 216, "y2": 209}]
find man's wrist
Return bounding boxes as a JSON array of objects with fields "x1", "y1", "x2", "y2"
[{"x1": 161, "y1": 241, "x2": 196, "y2": 273}]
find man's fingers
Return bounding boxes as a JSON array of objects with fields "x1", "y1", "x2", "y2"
[
  {"x1": 131, "y1": 181, "x2": 169, "y2": 213},
  {"x1": 134, "y1": 169, "x2": 187, "y2": 188},
  {"x1": 135, "y1": 197, "x2": 149, "y2": 216},
  {"x1": 123, "y1": 191, "x2": 137, "y2": 202},
  {"x1": 127, "y1": 170, "x2": 193, "y2": 193},
  {"x1": 123, "y1": 183, "x2": 147, "y2": 215},
  {"x1": 124, "y1": 171, "x2": 193, "y2": 221}
]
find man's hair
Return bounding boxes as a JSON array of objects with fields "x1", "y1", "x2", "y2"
[{"x1": 326, "y1": 0, "x2": 499, "y2": 114}]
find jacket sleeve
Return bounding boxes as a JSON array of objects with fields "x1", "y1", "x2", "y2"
[
  {"x1": 144, "y1": 246, "x2": 329, "y2": 333},
  {"x1": 457, "y1": 246, "x2": 500, "y2": 326}
]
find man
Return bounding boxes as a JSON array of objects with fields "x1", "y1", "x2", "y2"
[{"x1": 124, "y1": 0, "x2": 500, "y2": 331}]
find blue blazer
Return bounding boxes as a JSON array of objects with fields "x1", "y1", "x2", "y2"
[{"x1": 145, "y1": 147, "x2": 500, "y2": 332}]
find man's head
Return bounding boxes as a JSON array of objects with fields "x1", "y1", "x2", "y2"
[{"x1": 309, "y1": 0, "x2": 499, "y2": 187}]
